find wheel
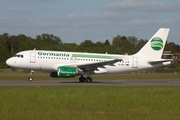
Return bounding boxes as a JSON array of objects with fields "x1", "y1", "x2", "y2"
[
  {"x1": 86, "y1": 77, "x2": 92, "y2": 83},
  {"x1": 79, "y1": 76, "x2": 86, "y2": 82},
  {"x1": 28, "y1": 77, "x2": 33, "y2": 82}
]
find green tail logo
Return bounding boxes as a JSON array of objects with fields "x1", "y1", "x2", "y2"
[{"x1": 151, "y1": 37, "x2": 163, "y2": 51}]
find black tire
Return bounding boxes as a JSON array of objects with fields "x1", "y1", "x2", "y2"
[
  {"x1": 28, "y1": 77, "x2": 33, "y2": 82},
  {"x1": 86, "y1": 77, "x2": 92, "y2": 83},
  {"x1": 79, "y1": 77, "x2": 85, "y2": 82}
]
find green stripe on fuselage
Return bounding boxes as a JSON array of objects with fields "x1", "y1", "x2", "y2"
[{"x1": 72, "y1": 54, "x2": 117, "y2": 59}]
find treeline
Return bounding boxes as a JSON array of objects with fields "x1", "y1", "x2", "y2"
[{"x1": 1, "y1": 33, "x2": 180, "y2": 69}]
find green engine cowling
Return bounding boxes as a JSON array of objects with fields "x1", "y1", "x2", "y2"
[{"x1": 50, "y1": 66, "x2": 77, "y2": 78}]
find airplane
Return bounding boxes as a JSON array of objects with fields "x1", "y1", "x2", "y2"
[{"x1": 6, "y1": 28, "x2": 171, "y2": 82}]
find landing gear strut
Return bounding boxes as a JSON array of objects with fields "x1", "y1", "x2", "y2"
[
  {"x1": 28, "y1": 70, "x2": 34, "y2": 82},
  {"x1": 79, "y1": 75, "x2": 92, "y2": 83}
]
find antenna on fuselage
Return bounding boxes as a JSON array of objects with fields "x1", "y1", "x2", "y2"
[{"x1": 33, "y1": 48, "x2": 36, "y2": 51}]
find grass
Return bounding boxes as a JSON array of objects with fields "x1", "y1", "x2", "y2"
[
  {"x1": 0, "y1": 72, "x2": 180, "y2": 120},
  {"x1": 0, "y1": 86, "x2": 180, "y2": 120}
]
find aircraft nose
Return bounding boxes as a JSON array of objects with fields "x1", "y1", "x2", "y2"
[{"x1": 6, "y1": 58, "x2": 14, "y2": 67}]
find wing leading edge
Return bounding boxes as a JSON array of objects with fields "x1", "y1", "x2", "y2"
[{"x1": 77, "y1": 59, "x2": 122, "y2": 73}]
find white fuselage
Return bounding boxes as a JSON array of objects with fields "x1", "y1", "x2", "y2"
[{"x1": 6, "y1": 50, "x2": 170, "y2": 74}]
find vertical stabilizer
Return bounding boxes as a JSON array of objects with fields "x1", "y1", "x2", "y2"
[{"x1": 135, "y1": 28, "x2": 170, "y2": 59}]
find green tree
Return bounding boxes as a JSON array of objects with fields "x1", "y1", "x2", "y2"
[
  {"x1": 165, "y1": 42, "x2": 180, "y2": 53},
  {"x1": 127, "y1": 36, "x2": 138, "y2": 54},
  {"x1": 112, "y1": 35, "x2": 131, "y2": 54},
  {"x1": 78, "y1": 40, "x2": 95, "y2": 52},
  {"x1": 16, "y1": 34, "x2": 34, "y2": 51},
  {"x1": 136, "y1": 39, "x2": 147, "y2": 53},
  {"x1": 104, "y1": 39, "x2": 110, "y2": 45},
  {"x1": 35, "y1": 34, "x2": 63, "y2": 50},
  {"x1": 36, "y1": 34, "x2": 63, "y2": 45},
  {"x1": 61, "y1": 43, "x2": 78, "y2": 51}
]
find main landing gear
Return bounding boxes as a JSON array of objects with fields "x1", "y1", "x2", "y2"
[
  {"x1": 79, "y1": 75, "x2": 92, "y2": 83},
  {"x1": 28, "y1": 70, "x2": 34, "y2": 82}
]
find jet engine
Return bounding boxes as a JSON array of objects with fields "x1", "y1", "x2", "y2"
[{"x1": 50, "y1": 66, "x2": 77, "y2": 78}]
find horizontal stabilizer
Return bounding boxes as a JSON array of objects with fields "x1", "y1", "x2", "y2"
[
  {"x1": 148, "y1": 59, "x2": 172, "y2": 63},
  {"x1": 148, "y1": 59, "x2": 172, "y2": 66}
]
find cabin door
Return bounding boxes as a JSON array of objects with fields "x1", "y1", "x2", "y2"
[{"x1": 30, "y1": 52, "x2": 36, "y2": 63}]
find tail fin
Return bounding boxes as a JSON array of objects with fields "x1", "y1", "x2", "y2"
[{"x1": 135, "y1": 28, "x2": 170, "y2": 59}]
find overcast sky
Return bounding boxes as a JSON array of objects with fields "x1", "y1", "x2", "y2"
[{"x1": 0, "y1": 0, "x2": 180, "y2": 45}]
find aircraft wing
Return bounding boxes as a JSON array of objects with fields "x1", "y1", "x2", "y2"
[
  {"x1": 52, "y1": 59, "x2": 122, "y2": 72},
  {"x1": 76, "y1": 59, "x2": 122, "y2": 72}
]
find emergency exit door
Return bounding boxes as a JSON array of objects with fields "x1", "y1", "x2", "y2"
[
  {"x1": 132, "y1": 57, "x2": 138, "y2": 68},
  {"x1": 30, "y1": 52, "x2": 36, "y2": 63}
]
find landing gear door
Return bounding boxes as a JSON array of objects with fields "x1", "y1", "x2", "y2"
[
  {"x1": 30, "y1": 52, "x2": 36, "y2": 63},
  {"x1": 132, "y1": 57, "x2": 138, "y2": 68}
]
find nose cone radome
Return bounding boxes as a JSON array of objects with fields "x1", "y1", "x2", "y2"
[{"x1": 6, "y1": 58, "x2": 14, "y2": 67}]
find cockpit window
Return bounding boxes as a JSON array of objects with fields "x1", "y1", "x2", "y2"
[{"x1": 13, "y1": 54, "x2": 24, "y2": 58}]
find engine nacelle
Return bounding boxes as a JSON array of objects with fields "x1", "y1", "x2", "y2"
[{"x1": 50, "y1": 66, "x2": 77, "y2": 78}]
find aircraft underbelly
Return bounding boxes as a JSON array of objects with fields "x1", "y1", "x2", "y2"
[{"x1": 105, "y1": 65, "x2": 131, "y2": 73}]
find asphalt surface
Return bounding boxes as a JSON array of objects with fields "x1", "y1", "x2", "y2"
[{"x1": 0, "y1": 80, "x2": 180, "y2": 86}]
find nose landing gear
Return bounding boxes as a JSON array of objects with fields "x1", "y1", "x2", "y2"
[{"x1": 28, "y1": 70, "x2": 34, "y2": 82}]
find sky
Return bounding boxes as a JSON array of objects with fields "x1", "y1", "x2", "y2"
[{"x1": 0, "y1": 0, "x2": 180, "y2": 45}]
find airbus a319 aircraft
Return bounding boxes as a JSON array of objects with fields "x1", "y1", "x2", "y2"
[{"x1": 6, "y1": 28, "x2": 171, "y2": 82}]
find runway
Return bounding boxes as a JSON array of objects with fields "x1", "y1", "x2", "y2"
[{"x1": 0, "y1": 80, "x2": 180, "y2": 86}]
